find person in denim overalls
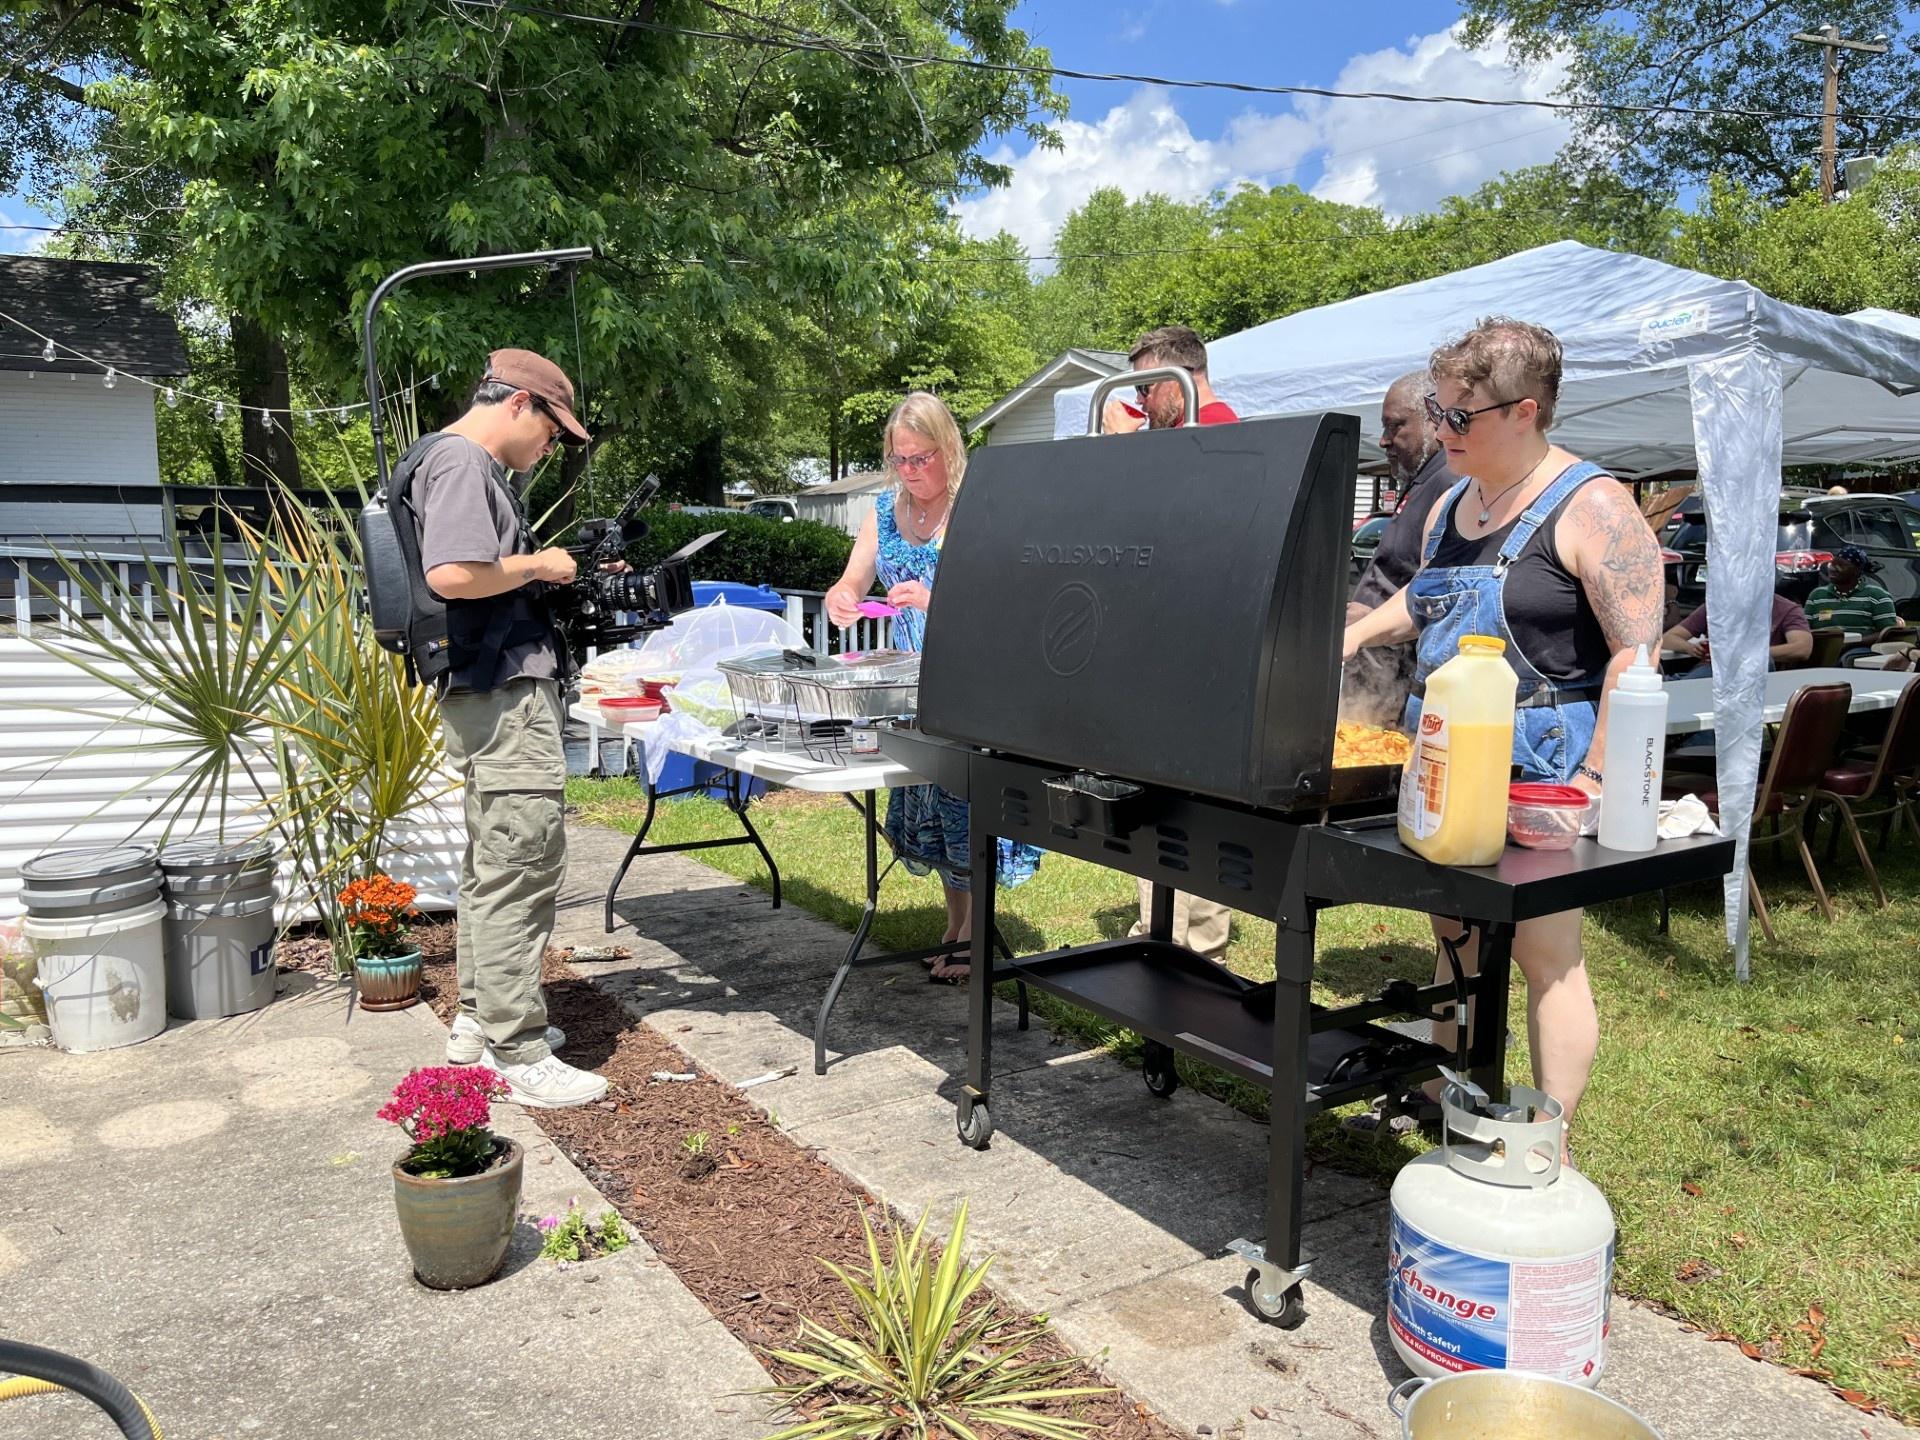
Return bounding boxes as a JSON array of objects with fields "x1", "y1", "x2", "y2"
[{"x1": 1342, "y1": 319, "x2": 1666, "y2": 1160}]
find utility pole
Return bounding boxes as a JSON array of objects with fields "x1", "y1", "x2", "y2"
[{"x1": 1791, "y1": 24, "x2": 1888, "y2": 202}]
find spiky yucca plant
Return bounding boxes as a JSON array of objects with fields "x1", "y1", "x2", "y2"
[{"x1": 760, "y1": 1202, "x2": 1110, "y2": 1440}]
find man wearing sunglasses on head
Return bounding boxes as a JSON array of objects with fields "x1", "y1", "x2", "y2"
[
  {"x1": 407, "y1": 348, "x2": 612, "y2": 1110},
  {"x1": 1099, "y1": 324, "x2": 1240, "y2": 963}
]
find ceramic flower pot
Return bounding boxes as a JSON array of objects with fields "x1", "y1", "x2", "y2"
[
  {"x1": 392, "y1": 1137, "x2": 524, "y2": 1289},
  {"x1": 355, "y1": 947, "x2": 423, "y2": 1011}
]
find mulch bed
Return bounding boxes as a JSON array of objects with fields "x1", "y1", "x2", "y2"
[{"x1": 400, "y1": 919, "x2": 1184, "y2": 1440}]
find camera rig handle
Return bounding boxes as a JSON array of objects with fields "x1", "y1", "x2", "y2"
[{"x1": 360, "y1": 246, "x2": 595, "y2": 500}]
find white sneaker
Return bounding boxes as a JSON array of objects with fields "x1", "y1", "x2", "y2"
[
  {"x1": 446, "y1": 1011, "x2": 566, "y2": 1065},
  {"x1": 488, "y1": 1052, "x2": 608, "y2": 1109}
]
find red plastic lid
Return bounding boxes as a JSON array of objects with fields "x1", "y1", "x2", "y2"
[
  {"x1": 1509, "y1": 783, "x2": 1589, "y2": 808},
  {"x1": 600, "y1": 697, "x2": 661, "y2": 709}
]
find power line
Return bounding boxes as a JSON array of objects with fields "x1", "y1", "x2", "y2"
[{"x1": 454, "y1": 0, "x2": 1920, "y2": 129}]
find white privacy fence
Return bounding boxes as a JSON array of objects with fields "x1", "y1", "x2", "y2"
[{"x1": 0, "y1": 552, "x2": 461, "y2": 922}]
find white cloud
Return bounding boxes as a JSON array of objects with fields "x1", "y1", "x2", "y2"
[
  {"x1": 0, "y1": 207, "x2": 53, "y2": 256},
  {"x1": 955, "y1": 26, "x2": 1571, "y2": 255}
]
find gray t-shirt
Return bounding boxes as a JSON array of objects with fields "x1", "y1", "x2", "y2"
[{"x1": 415, "y1": 434, "x2": 559, "y2": 685}]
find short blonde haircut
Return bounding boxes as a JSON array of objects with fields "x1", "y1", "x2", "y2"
[
  {"x1": 884, "y1": 391, "x2": 967, "y2": 504},
  {"x1": 1430, "y1": 316, "x2": 1563, "y2": 432}
]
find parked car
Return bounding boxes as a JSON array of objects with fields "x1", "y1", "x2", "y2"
[
  {"x1": 1668, "y1": 492, "x2": 1920, "y2": 618},
  {"x1": 745, "y1": 497, "x2": 798, "y2": 523},
  {"x1": 1350, "y1": 514, "x2": 1391, "y2": 581}
]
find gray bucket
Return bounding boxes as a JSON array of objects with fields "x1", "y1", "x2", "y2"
[
  {"x1": 159, "y1": 840, "x2": 278, "y2": 1020},
  {"x1": 20, "y1": 845, "x2": 163, "y2": 919}
]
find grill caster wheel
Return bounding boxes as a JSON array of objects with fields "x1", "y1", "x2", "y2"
[
  {"x1": 1246, "y1": 1270, "x2": 1306, "y2": 1329},
  {"x1": 957, "y1": 1101, "x2": 992, "y2": 1150},
  {"x1": 1142, "y1": 1041, "x2": 1179, "y2": 1099}
]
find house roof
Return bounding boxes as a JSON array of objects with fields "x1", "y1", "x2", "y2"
[
  {"x1": 795, "y1": 469, "x2": 889, "y2": 498},
  {"x1": 967, "y1": 348, "x2": 1128, "y2": 434},
  {"x1": 0, "y1": 256, "x2": 189, "y2": 378}
]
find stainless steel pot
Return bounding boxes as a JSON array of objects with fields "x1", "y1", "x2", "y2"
[{"x1": 1389, "y1": 1373, "x2": 1663, "y2": 1440}]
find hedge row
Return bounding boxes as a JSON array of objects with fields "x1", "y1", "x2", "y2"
[{"x1": 623, "y1": 510, "x2": 854, "y2": 593}]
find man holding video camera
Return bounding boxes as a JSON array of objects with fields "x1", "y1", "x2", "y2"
[{"x1": 412, "y1": 347, "x2": 608, "y2": 1108}]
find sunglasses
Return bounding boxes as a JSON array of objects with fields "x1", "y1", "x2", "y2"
[
  {"x1": 1424, "y1": 393, "x2": 1521, "y2": 436},
  {"x1": 1135, "y1": 367, "x2": 1193, "y2": 400},
  {"x1": 887, "y1": 451, "x2": 938, "y2": 473}
]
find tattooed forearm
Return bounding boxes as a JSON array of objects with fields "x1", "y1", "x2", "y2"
[{"x1": 1566, "y1": 483, "x2": 1664, "y2": 655}]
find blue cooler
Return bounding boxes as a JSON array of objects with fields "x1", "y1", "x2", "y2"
[{"x1": 649, "y1": 581, "x2": 788, "y2": 800}]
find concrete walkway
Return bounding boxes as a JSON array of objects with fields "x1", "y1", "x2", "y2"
[
  {"x1": 563, "y1": 819, "x2": 1896, "y2": 1440},
  {"x1": 0, "y1": 968, "x2": 774, "y2": 1439}
]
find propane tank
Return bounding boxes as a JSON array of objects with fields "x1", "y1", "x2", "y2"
[{"x1": 1387, "y1": 1078, "x2": 1616, "y2": 1388}]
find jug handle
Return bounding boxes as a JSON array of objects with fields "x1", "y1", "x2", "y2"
[{"x1": 1387, "y1": 1376, "x2": 1427, "y2": 1418}]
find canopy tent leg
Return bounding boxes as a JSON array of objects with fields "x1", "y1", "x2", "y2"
[{"x1": 1688, "y1": 347, "x2": 1784, "y2": 981}]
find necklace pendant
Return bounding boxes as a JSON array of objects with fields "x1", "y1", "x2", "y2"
[{"x1": 1478, "y1": 508, "x2": 1492, "y2": 525}]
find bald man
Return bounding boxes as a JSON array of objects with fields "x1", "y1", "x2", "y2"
[{"x1": 1341, "y1": 371, "x2": 1457, "y2": 726}]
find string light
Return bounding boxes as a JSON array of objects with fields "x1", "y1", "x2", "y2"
[{"x1": 2, "y1": 301, "x2": 444, "y2": 425}]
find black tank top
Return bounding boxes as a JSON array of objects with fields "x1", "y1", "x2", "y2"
[{"x1": 1429, "y1": 476, "x2": 1613, "y2": 687}]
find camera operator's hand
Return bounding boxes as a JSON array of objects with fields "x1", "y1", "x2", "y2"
[
  {"x1": 599, "y1": 560, "x2": 632, "y2": 574},
  {"x1": 528, "y1": 547, "x2": 579, "y2": 585}
]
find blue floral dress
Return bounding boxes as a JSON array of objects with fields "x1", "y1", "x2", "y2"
[{"x1": 876, "y1": 489, "x2": 1042, "y2": 892}]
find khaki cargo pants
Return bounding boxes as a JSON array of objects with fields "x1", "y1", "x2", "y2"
[
  {"x1": 440, "y1": 678, "x2": 567, "y2": 1065},
  {"x1": 1130, "y1": 880, "x2": 1232, "y2": 963}
]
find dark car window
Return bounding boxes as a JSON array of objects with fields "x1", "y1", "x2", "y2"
[
  {"x1": 1851, "y1": 505, "x2": 1914, "y2": 551},
  {"x1": 1673, "y1": 509, "x2": 1820, "y2": 553}
]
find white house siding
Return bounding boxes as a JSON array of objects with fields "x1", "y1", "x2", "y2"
[
  {"x1": 0, "y1": 636, "x2": 462, "y2": 922},
  {"x1": 0, "y1": 370, "x2": 164, "y2": 487},
  {"x1": 794, "y1": 486, "x2": 886, "y2": 538},
  {"x1": 983, "y1": 397, "x2": 1067, "y2": 446}
]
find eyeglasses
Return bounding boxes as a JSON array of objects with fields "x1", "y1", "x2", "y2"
[
  {"x1": 1424, "y1": 393, "x2": 1520, "y2": 436},
  {"x1": 887, "y1": 451, "x2": 938, "y2": 473},
  {"x1": 1136, "y1": 367, "x2": 1193, "y2": 400},
  {"x1": 530, "y1": 398, "x2": 564, "y2": 444}
]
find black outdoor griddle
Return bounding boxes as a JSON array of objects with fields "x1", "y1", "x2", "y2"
[{"x1": 884, "y1": 389, "x2": 1735, "y2": 1330}]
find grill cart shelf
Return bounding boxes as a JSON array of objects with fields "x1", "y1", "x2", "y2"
[{"x1": 933, "y1": 736, "x2": 1733, "y2": 1328}]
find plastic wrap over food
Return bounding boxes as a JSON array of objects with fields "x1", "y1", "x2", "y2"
[
  {"x1": 628, "y1": 604, "x2": 805, "y2": 683},
  {"x1": 1688, "y1": 349, "x2": 1783, "y2": 976},
  {"x1": 641, "y1": 641, "x2": 774, "y2": 787}
]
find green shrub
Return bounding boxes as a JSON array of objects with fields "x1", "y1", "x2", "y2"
[{"x1": 624, "y1": 511, "x2": 852, "y2": 593}]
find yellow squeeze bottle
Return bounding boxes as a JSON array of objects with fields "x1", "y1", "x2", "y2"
[{"x1": 1397, "y1": 635, "x2": 1518, "y2": 866}]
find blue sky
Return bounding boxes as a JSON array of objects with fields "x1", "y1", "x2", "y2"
[
  {"x1": 962, "y1": 2, "x2": 1573, "y2": 253},
  {"x1": 0, "y1": 4, "x2": 1566, "y2": 258}
]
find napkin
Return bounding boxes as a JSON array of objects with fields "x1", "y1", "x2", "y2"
[{"x1": 1576, "y1": 794, "x2": 1721, "y2": 839}]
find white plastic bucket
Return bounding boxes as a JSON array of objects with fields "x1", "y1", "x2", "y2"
[{"x1": 25, "y1": 899, "x2": 169, "y2": 1052}]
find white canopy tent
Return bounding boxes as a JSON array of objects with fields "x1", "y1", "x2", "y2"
[{"x1": 1052, "y1": 241, "x2": 1920, "y2": 976}]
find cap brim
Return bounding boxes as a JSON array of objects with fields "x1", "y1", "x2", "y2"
[{"x1": 551, "y1": 400, "x2": 590, "y2": 447}]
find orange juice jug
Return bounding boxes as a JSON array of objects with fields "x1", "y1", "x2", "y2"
[{"x1": 1397, "y1": 635, "x2": 1517, "y2": 866}]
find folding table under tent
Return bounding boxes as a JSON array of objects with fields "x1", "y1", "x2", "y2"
[{"x1": 1052, "y1": 240, "x2": 1920, "y2": 976}]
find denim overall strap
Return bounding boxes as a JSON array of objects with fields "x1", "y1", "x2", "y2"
[
  {"x1": 1491, "y1": 460, "x2": 1608, "y2": 578},
  {"x1": 1421, "y1": 479, "x2": 1475, "y2": 565}
]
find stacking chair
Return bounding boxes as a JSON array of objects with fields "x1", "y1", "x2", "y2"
[
  {"x1": 1671, "y1": 682, "x2": 1851, "y2": 943},
  {"x1": 1814, "y1": 677, "x2": 1920, "y2": 908}
]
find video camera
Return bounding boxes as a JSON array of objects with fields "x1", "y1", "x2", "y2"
[{"x1": 542, "y1": 473, "x2": 724, "y2": 660}]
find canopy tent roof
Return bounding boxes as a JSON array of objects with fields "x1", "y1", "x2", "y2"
[{"x1": 1052, "y1": 241, "x2": 1920, "y2": 476}]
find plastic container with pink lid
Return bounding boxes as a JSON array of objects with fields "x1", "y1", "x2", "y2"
[{"x1": 1506, "y1": 784, "x2": 1592, "y2": 850}]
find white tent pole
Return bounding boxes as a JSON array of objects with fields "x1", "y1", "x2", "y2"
[{"x1": 1688, "y1": 347, "x2": 1783, "y2": 981}]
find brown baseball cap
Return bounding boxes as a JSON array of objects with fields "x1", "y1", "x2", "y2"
[{"x1": 483, "y1": 347, "x2": 590, "y2": 446}]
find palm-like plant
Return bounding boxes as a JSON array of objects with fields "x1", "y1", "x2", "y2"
[{"x1": 760, "y1": 1201, "x2": 1110, "y2": 1440}]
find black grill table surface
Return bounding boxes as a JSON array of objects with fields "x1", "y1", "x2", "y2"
[
  {"x1": 571, "y1": 703, "x2": 1027, "y2": 1073},
  {"x1": 902, "y1": 406, "x2": 1738, "y2": 1330}
]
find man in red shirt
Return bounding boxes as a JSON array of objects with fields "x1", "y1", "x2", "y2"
[
  {"x1": 1103, "y1": 324, "x2": 1238, "y2": 963},
  {"x1": 1101, "y1": 324, "x2": 1240, "y2": 433}
]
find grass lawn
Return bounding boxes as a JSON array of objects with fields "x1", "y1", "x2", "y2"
[{"x1": 569, "y1": 776, "x2": 1920, "y2": 1419}]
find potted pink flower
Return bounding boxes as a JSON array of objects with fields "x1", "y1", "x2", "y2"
[{"x1": 379, "y1": 1065, "x2": 522, "y2": 1288}]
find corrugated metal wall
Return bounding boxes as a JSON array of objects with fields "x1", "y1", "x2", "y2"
[
  {"x1": 0, "y1": 372, "x2": 164, "y2": 487},
  {"x1": 0, "y1": 632, "x2": 463, "y2": 923}
]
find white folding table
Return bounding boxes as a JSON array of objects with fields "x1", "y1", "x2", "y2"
[
  {"x1": 1662, "y1": 667, "x2": 1916, "y2": 735},
  {"x1": 570, "y1": 704, "x2": 1026, "y2": 1072}
]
